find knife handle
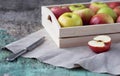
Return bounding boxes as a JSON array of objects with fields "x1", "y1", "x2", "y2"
[{"x1": 6, "y1": 49, "x2": 27, "y2": 62}]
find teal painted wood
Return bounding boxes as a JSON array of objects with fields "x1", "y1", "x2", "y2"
[{"x1": 0, "y1": 29, "x2": 112, "y2": 76}]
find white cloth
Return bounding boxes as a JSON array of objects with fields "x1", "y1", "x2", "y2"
[{"x1": 5, "y1": 29, "x2": 120, "y2": 75}]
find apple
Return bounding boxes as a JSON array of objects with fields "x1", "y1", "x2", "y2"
[
  {"x1": 113, "y1": 6, "x2": 120, "y2": 16},
  {"x1": 69, "y1": 4, "x2": 86, "y2": 11},
  {"x1": 89, "y1": 2, "x2": 108, "y2": 13},
  {"x1": 58, "y1": 12, "x2": 83, "y2": 27},
  {"x1": 50, "y1": 6, "x2": 71, "y2": 19},
  {"x1": 107, "y1": 2, "x2": 120, "y2": 9},
  {"x1": 73, "y1": 8, "x2": 95, "y2": 25},
  {"x1": 90, "y1": 13, "x2": 114, "y2": 25},
  {"x1": 97, "y1": 7, "x2": 117, "y2": 21},
  {"x1": 88, "y1": 35, "x2": 111, "y2": 53},
  {"x1": 116, "y1": 16, "x2": 120, "y2": 23}
]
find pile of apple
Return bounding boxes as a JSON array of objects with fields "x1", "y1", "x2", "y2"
[{"x1": 50, "y1": 2, "x2": 120, "y2": 27}]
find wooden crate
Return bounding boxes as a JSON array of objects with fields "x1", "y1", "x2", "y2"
[{"x1": 41, "y1": 1, "x2": 120, "y2": 48}]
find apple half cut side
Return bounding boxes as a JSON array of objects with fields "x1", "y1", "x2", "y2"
[{"x1": 88, "y1": 35, "x2": 111, "y2": 53}]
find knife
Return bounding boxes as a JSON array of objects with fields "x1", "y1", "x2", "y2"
[{"x1": 6, "y1": 36, "x2": 45, "y2": 62}]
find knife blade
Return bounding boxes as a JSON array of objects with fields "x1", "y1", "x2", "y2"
[{"x1": 6, "y1": 36, "x2": 45, "y2": 62}]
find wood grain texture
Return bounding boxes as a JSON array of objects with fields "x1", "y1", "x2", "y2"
[
  {"x1": 42, "y1": 3, "x2": 120, "y2": 48},
  {"x1": 0, "y1": 29, "x2": 113, "y2": 76}
]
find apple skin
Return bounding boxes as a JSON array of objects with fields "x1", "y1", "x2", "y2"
[
  {"x1": 90, "y1": 13, "x2": 114, "y2": 25},
  {"x1": 97, "y1": 7, "x2": 117, "y2": 21},
  {"x1": 107, "y1": 2, "x2": 120, "y2": 9},
  {"x1": 88, "y1": 35, "x2": 111, "y2": 53},
  {"x1": 116, "y1": 16, "x2": 120, "y2": 23},
  {"x1": 50, "y1": 6, "x2": 71, "y2": 19},
  {"x1": 88, "y1": 42, "x2": 111, "y2": 53},
  {"x1": 113, "y1": 6, "x2": 120, "y2": 16},
  {"x1": 73, "y1": 8, "x2": 95, "y2": 25},
  {"x1": 58, "y1": 12, "x2": 83, "y2": 27},
  {"x1": 89, "y1": 2, "x2": 108, "y2": 13},
  {"x1": 69, "y1": 4, "x2": 86, "y2": 11}
]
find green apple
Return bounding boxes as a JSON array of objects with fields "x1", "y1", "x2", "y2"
[
  {"x1": 73, "y1": 8, "x2": 95, "y2": 25},
  {"x1": 58, "y1": 12, "x2": 83, "y2": 27},
  {"x1": 97, "y1": 7, "x2": 117, "y2": 21},
  {"x1": 69, "y1": 4, "x2": 86, "y2": 11},
  {"x1": 89, "y1": 2, "x2": 108, "y2": 13}
]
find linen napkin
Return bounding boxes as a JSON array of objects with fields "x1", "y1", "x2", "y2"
[{"x1": 4, "y1": 29, "x2": 120, "y2": 75}]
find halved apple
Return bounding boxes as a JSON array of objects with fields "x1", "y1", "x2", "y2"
[{"x1": 88, "y1": 35, "x2": 111, "y2": 53}]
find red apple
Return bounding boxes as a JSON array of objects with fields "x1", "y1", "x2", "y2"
[
  {"x1": 89, "y1": 2, "x2": 108, "y2": 13},
  {"x1": 116, "y1": 16, "x2": 120, "y2": 23},
  {"x1": 107, "y1": 2, "x2": 120, "y2": 9},
  {"x1": 97, "y1": 7, "x2": 117, "y2": 21},
  {"x1": 88, "y1": 35, "x2": 111, "y2": 53},
  {"x1": 73, "y1": 8, "x2": 95, "y2": 25},
  {"x1": 50, "y1": 6, "x2": 71, "y2": 19},
  {"x1": 90, "y1": 13, "x2": 114, "y2": 25},
  {"x1": 113, "y1": 6, "x2": 120, "y2": 16}
]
